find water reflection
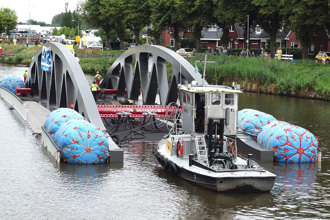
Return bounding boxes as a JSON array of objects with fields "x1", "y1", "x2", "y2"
[
  {"x1": 57, "y1": 163, "x2": 111, "y2": 179},
  {"x1": 273, "y1": 163, "x2": 318, "y2": 193}
]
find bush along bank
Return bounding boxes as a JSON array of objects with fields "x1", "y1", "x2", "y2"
[{"x1": 187, "y1": 54, "x2": 330, "y2": 100}]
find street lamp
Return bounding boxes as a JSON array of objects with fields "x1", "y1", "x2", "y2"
[{"x1": 72, "y1": 20, "x2": 80, "y2": 36}]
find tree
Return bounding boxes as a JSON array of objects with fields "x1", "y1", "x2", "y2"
[
  {"x1": 100, "y1": 0, "x2": 127, "y2": 49},
  {"x1": 61, "y1": 10, "x2": 73, "y2": 28},
  {"x1": 81, "y1": 0, "x2": 113, "y2": 49},
  {"x1": 0, "y1": 8, "x2": 18, "y2": 34},
  {"x1": 252, "y1": 0, "x2": 284, "y2": 57},
  {"x1": 150, "y1": 0, "x2": 184, "y2": 49},
  {"x1": 281, "y1": 0, "x2": 329, "y2": 59},
  {"x1": 27, "y1": 19, "x2": 49, "y2": 26},
  {"x1": 52, "y1": 27, "x2": 60, "y2": 36},
  {"x1": 124, "y1": 0, "x2": 151, "y2": 45},
  {"x1": 213, "y1": 0, "x2": 258, "y2": 52},
  {"x1": 175, "y1": 0, "x2": 216, "y2": 52}
]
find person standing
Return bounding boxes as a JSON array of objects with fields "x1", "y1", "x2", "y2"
[
  {"x1": 91, "y1": 81, "x2": 99, "y2": 100},
  {"x1": 23, "y1": 69, "x2": 28, "y2": 83},
  {"x1": 95, "y1": 71, "x2": 102, "y2": 86},
  {"x1": 276, "y1": 47, "x2": 282, "y2": 60}
]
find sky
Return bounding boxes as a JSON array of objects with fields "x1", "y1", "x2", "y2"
[{"x1": 0, "y1": 0, "x2": 82, "y2": 24}]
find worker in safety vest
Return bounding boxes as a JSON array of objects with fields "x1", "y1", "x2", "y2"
[
  {"x1": 91, "y1": 81, "x2": 99, "y2": 100},
  {"x1": 23, "y1": 69, "x2": 28, "y2": 83},
  {"x1": 276, "y1": 47, "x2": 282, "y2": 60},
  {"x1": 95, "y1": 71, "x2": 102, "y2": 85}
]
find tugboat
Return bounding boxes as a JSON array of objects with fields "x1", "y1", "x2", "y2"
[{"x1": 153, "y1": 83, "x2": 276, "y2": 192}]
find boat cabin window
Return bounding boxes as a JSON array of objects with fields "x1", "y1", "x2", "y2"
[
  {"x1": 211, "y1": 93, "x2": 221, "y2": 105},
  {"x1": 182, "y1": 92, "x2": 186, "y2": 103},
  {"x1": 186, "y1": 93, "x2": 191, "y2": 105},
  {"x1": 195, "y1": 93, "x2": 205, "y2": 133},
  {"x1": 225, "y1": 93, "x2": 234, "y2": 105}
]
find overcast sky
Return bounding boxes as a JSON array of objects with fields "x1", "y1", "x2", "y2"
[{"x1": 0, "y1": 0, "x2": 82, "y2": 24}]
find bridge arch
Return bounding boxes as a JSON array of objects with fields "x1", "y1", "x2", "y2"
[
  {"x1": 26, "y1": 42, "x2": 105, "y2": 130},
  {"x1": 100, "y1": 45, "x2": 208, "y2": 105}
]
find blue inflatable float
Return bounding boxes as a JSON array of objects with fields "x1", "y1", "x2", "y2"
[
  {"x1": 0, "y1": 76, "x2": 24, "y2": 94},
  {"x1": 238, "y1": 109, "x2": 277, "y2": 137},
  {"x1": 54, "y1": 119, "x2": 109, "y2": 164},
  {"x1": 44, "y1": 108, "x2": 84, "y2": 139},
  {"x1": 257, "y1": 121, "x2": 318, "y2": 164}
]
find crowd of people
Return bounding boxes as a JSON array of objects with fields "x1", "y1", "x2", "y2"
[{"x1": 206, "y1": 45, "x2": 283, "y2": 60}]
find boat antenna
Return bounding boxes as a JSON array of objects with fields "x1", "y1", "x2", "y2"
[
  {"x1": 202, "y1": 53, "x2": 207, "y2": 87},
  {"x1": 215, "y1": 56, "x2": 217, "y2": 85}
]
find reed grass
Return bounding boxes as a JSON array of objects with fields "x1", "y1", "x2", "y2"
[{"x1": 187, "y1": 54, "x2": 330, "y2": 98}]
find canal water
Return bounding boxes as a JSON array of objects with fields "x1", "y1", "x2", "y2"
[{"x1": 0, "y1": 64, "x2": 329, "y2": 219}]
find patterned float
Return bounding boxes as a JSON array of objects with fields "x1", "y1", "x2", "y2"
[
  {"x1": 238, "y1": 109, "x2": 277, "y2": 137},
  {"x1": 257, "y1": 121, "x2": 318, "y2": 164},
  {"x1": 54, "y1": 119, "x2": 109, "y2": 164},
  {"x1": 0, "y1": 76, "x2": 24, "y2": 94},
  {"x1": 44, "y1": 108, "x2": 84, "y2": 139}
]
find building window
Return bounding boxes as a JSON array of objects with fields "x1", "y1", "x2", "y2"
[
  {"x1": 229, "y1": 26, "x2": 234, "y2": 32},
  {"x1": 310, "y1": 44, "x2": 315, "y2": 53},
  {"x1": 255, "y1": 25, "x2": 261, "y2": 34},
  {"x1": 290, "y1": 42, "x2": 294, "y2": 48},
  {"x1": 170, "y1": 38, "x2": 175, "y2": 47},
  {"x1": 208, "y1": 26, "x2": 217, "y2": 32}
]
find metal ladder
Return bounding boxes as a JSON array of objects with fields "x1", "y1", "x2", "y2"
[{"x1": 195, "y1": 135, "x2": 208, "y2": 164}]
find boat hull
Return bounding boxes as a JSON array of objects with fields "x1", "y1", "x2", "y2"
[
  {"x1": 178, "y1": 166, "x2": 275, "y2": 192},
  {"x1": 154, "y1": 149, "x2": 276, "y2": 192}
]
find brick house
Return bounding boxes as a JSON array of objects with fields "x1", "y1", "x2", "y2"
[
  {"x1": 200, "y1": 26, "x2": 222, "y2": 49},
  {"x1": 161, "y1": 24, "x2": 329, "y2": 53},
  {"x1": 232, "y1": 24, "x2": 289, "y2": 50}
]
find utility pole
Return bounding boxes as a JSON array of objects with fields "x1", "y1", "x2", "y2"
[
  {"x1": 246, "y1": 15, "x2": 249, "y2": 58},
  {"x1": 27, "y1": 0, "x2": 31, "y2": 45},
  {"x1": 72, "y1": 20, "x2": 79, "y2": 36}
]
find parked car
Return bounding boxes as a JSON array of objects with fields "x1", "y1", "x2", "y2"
[
  {"x1": 315, "y1": 51, "x2": 330, "y2": 63},
  {"x1": 124, "y1": 45, "x2": 135, "y2": 50},
  {"x1": 176, "y1": 48, "x2": 195, "y2": 57}
]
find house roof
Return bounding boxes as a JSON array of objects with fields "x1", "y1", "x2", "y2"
[
  {"x1": 201, "y1": 27, "x2": 223, "y2": 40},
  {"x1": 234, "y1": 23, "x2": 289, "y2": 40}
]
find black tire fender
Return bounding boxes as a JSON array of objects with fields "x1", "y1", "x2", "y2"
[{"x1": 169, "y1": 162, "x2": 178, "y2": 174}]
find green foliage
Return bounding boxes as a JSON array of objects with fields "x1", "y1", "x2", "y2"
[
  {"x1": 52, "y1": 10, "x2": 77, "y2": 28},
  {"x1": 175, "y1": 0, "x2": 217, "y2": 51},
  {"x1": 79, "y1": 57, "x2": 116, "y2": 74},
  {"x1": 52, "y1": 28, "x2": 59, "y2": 36},
  {"x1": 124, "y1": 0, "x2": 151, "y2": 45},
  {"x1": 252, "y1": 0, "x2": 284, "y2": 56},
  {"x1": 53, "y1": 26, "x2": 77, "y2": 37},
  {"x1": 186, "y1": 54, "x2": 330, "y2": 97},
  {"x1": 150, "y1": 0, "x2": 185, "y2": 48},
  {"x1": 180, "y1": 37, "x2": 195, "y2": 49},
  {"x1": 280, "y1": 0, "x2": 328, "y2": 58},
  {"x1": 0, "y1": 8, "x2": 18, "y2": 34}
]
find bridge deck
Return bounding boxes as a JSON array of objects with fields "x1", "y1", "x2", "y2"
[{"x1": 24, "y1": 101, "x2": 50, "y2": 134}]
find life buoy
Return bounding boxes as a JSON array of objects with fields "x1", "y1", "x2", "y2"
[{"x1": 177, "y1": 140, "x2": 183, "y2": 157}]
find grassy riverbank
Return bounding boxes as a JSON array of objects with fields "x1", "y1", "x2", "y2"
[
  {"x1": 187, "y1": 54, "x2": 330, "y2": 100},
  {"x1": 0, "y1": 44, "x2": 38, "y2": 66}
]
